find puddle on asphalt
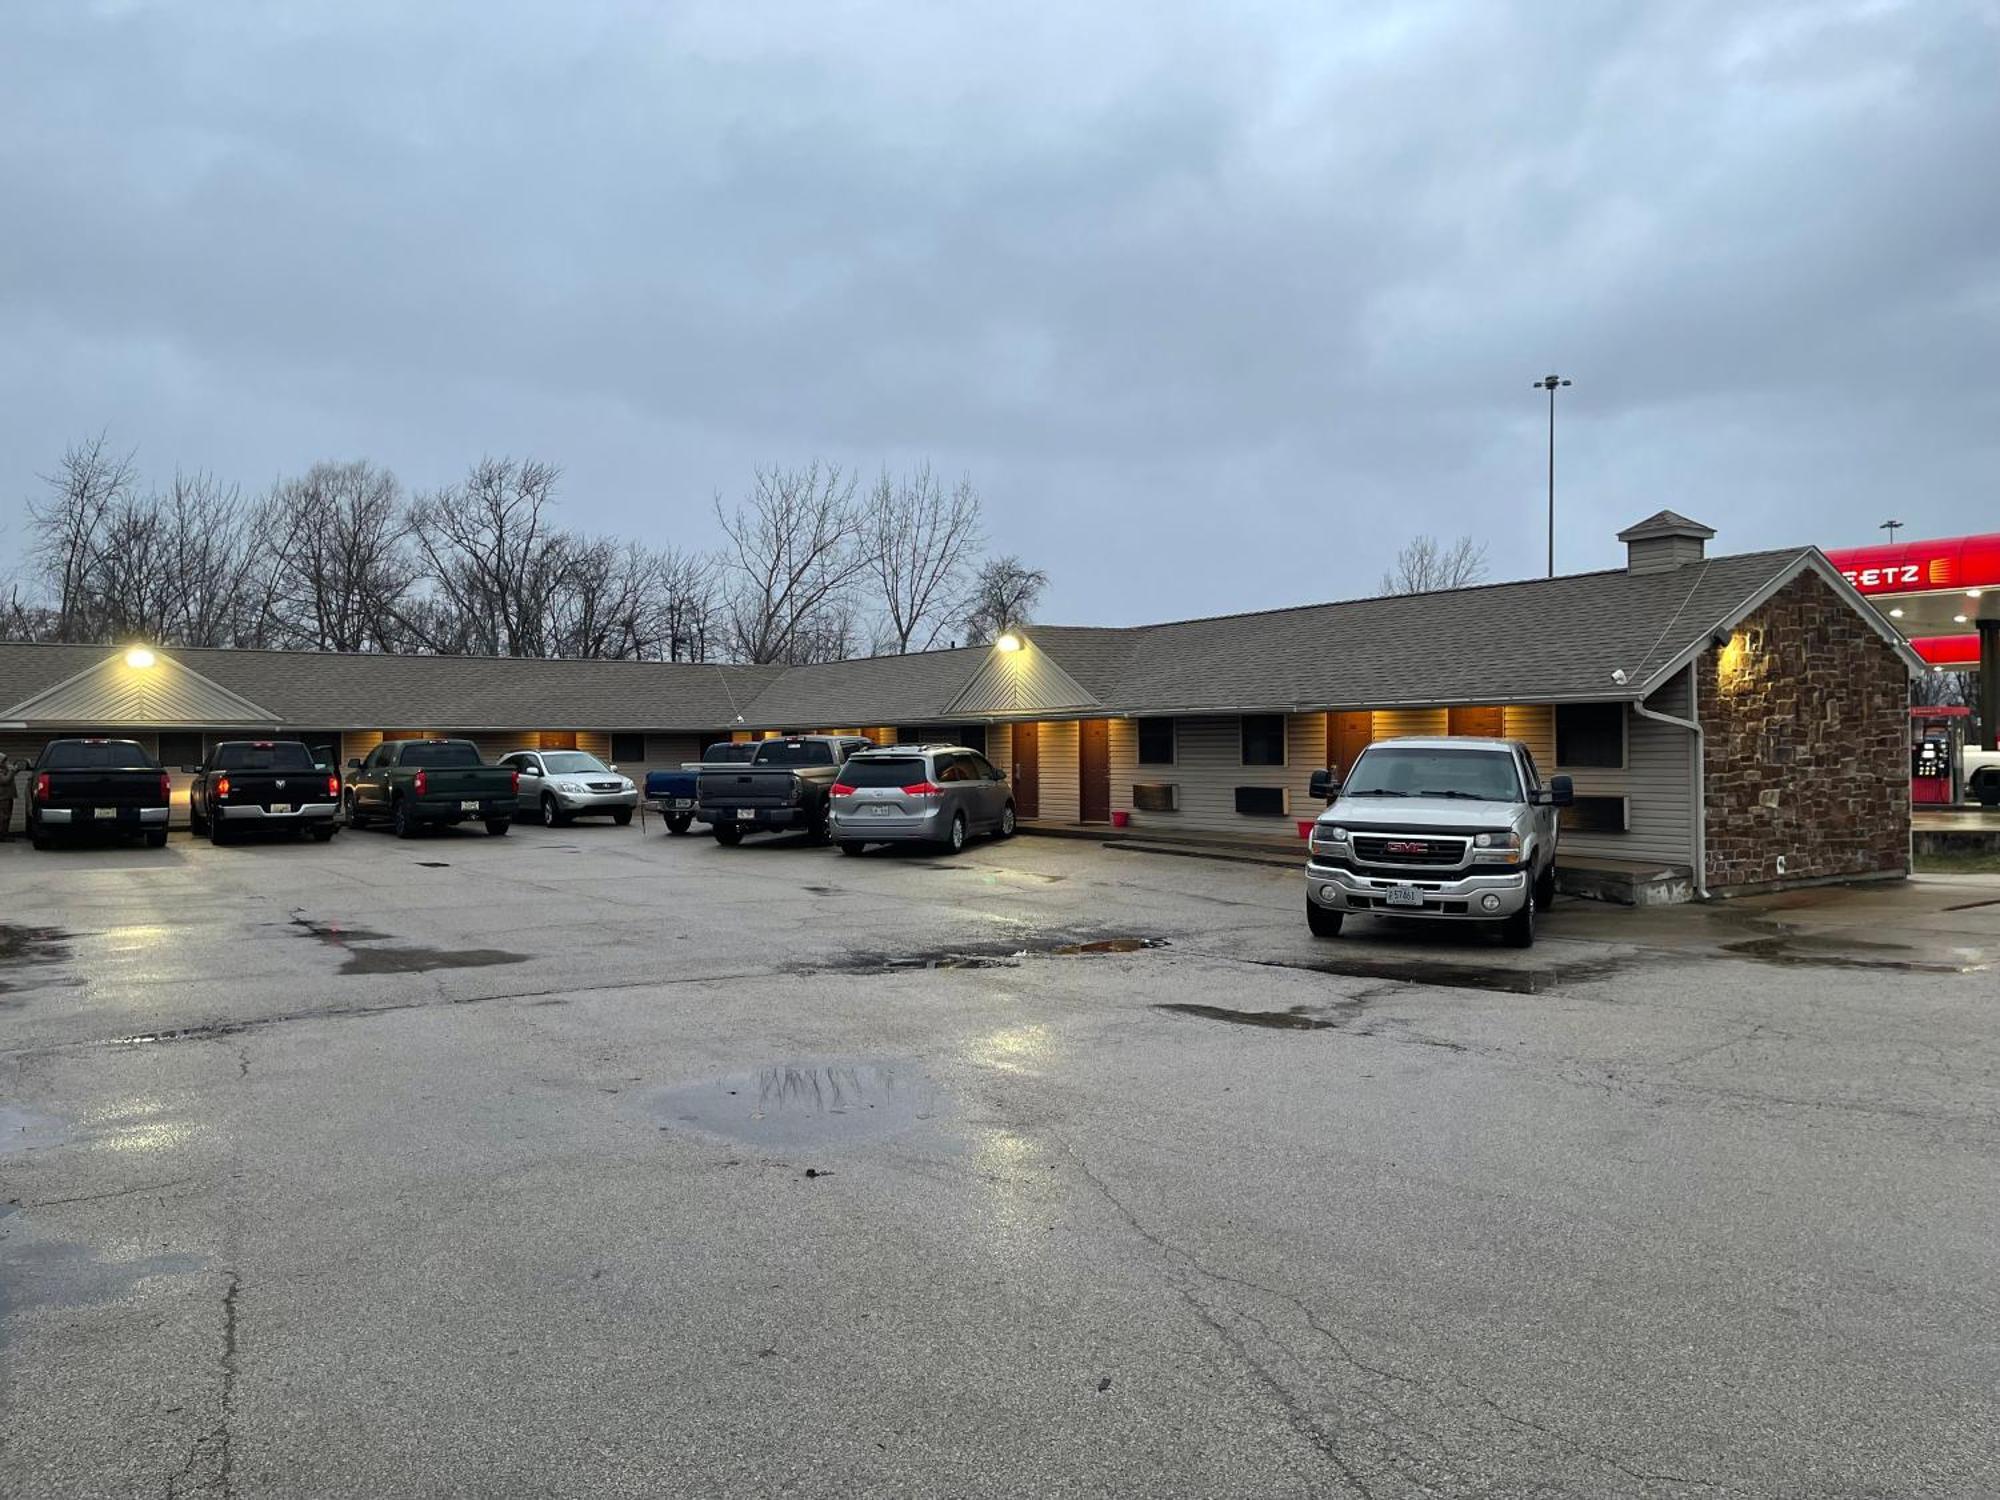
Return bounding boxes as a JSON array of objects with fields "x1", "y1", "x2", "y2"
[
  {"x1": 1721, "y1": 932, "x2": 1989, "y2": 975},
  {"x1": 0, "y1": 1213, "x2": 206, "y2": 1313},
  {"x1": 0, "y1": 1105, "x2": 69, "y2": 1154},
  {"x1": 1155, "y1": 1003, "x2": 1336, "y2": 1031},
  {"x1": 651, "y1": 1062, "x2": 946, "y2": 1149},
  {"x1": 815, "y1": 935, "x2": 1169, "y2": 975},
  {"x1": 288, "y1": 913, "x2": 529, "y2": 976},
  {"x1": 0, "y1": 925, "x2": 72, "y2": 967},
  {"x1": 1243, "y1": 952, "x2": 1627, "y2": 996}
]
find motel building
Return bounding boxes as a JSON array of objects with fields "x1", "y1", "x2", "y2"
[{"x1": 0, "y1": 512, "x2": 1923, "y2": 903}]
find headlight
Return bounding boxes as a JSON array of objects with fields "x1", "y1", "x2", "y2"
[
  {"x1": 556, "y1": 780, "x2": 584, "y2": 793},
  {"x1": 1474, "y1": 830, "x2": 1523, "y2": 861},
  {"x1": 1310, "y1": 824, "x2": 1348, "y2": 846}
]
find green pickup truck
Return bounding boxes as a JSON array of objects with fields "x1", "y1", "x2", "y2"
[{"x1": 343, "y1": 738, "x2": 519, "y2": 838}]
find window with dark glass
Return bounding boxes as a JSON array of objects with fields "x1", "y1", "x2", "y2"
[
  {"x1": 1240, "y1": 715, "x2": 1286, "y2": 767},
  {"x1": 158, "y1": 732, "x2": 205, "y2": 769},
  {"x1": 1137, "y1": 718, "x2": 1175, "y2": 765},
  {"x1": 1555, "y1": 703, "x2": 1625, "y2": 768},
  {"x1": 611, "y1": 733, "x2": 645, "y2": 764}
]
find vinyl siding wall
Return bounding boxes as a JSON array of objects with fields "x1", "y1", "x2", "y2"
[
  {"x1": 1551, "y1": 673, "x2": 1697, "y2": 868},
  {"x1": 1105, "y1": 713, "x2": 1322, "y2": 834}
]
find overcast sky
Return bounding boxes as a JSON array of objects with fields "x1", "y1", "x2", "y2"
[{"x1": 2, "y1": 1, "x2": 1995, "y2": 625}]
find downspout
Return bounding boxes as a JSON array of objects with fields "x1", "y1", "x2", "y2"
[{"x1": 1632, "y1": 678, "x2": 1709, "y2": 900}]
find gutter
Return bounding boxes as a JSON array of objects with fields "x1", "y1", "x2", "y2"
[{"x1": 1632, "y1": 685, "x2": 1709, "y2": 899}]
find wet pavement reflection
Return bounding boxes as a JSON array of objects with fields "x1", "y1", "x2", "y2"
[{"x1": 651, "y1": 1061, "x2": 947, "y2": 1149}]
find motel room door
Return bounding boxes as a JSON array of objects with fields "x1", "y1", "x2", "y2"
[
  {"x1": 1079, "y1": 719, "x2": 1111, "y2": 823},
  {"x1": 1012, "y1": 722, "x2": 1040, "y2": 819},
  {"x1": 1328, "y1": 711, "x2": 1373, "y2": 777}
]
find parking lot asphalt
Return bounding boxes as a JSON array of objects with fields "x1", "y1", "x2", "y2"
[{"x1": 3, "y1": 820, "x2": 1998, "y2": 1499}]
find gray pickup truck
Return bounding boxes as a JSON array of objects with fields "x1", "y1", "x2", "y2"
[
  {"x1": 697, "y1": 735, "x2": 873, "y2": 846},
  {"x1": 1304, "y1": 736, "x2": 1572, "y2": 948}
]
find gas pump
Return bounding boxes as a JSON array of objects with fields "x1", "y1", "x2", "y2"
[{"x1": 1909, "y1": 707, "x2": 1968, "y2": 806}]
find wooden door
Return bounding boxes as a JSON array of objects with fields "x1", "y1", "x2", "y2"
[
  {"x1": 1012, "y1": 722, "x2": 1040, "y2": 820},
  {"x1": 1079, "y1": 719, "x2": 1111, "y2": 823},
  {"x1": 1327, "y1": 711, "x2": 1373, "y2": 776},
  {"x1": 1447, "y1": 705, "x2": 1505, "y2": 738}
]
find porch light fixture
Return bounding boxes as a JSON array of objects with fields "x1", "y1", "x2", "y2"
[
  {"x1": 995, "y1": 633, "x2": 1022, "y2": 652},
  {"x1": 124, "y1": 646, "x2": 156, "y2": 669}
]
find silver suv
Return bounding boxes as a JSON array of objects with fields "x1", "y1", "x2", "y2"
[
  {"x1": 1304, "y1": 736, "x2": 1572, "y2": 948},
  {"x1": 830, "y1": 745, "x2": 1017, "y2": 856}
]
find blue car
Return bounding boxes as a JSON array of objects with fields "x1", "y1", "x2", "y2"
[{"x1": 644, "y1": 741, "x2": 756, "y2": 834}]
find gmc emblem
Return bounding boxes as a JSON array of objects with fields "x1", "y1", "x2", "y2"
[{"x1": 1385, "y1": 840, "x2": 1429, "y2": 855}]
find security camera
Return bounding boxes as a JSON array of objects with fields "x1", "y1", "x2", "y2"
[{"x1": 1611, "y1": 668, "x2": 1628, "y2": 685}]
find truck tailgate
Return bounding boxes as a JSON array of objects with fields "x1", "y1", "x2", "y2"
[{"x1": 699, "y1": 768, "x2": 798, "y2": 809}]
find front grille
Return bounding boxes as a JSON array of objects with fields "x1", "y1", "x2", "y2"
[
  {"x1": 587, "y1": 781, "x2": 622, "y2": 792},
  {"x1": 1351, "y1": 834, "x2": 1467, "y2": 867}
]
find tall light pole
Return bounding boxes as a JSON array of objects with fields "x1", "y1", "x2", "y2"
[
  {"x1": 1533, "y1": 374, "x2": 1571, "y2": 576},
  {"x1": 1879, "y1": 518, "x2": 1904, "y2": 544}
]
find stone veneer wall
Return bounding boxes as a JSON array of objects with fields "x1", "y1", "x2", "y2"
[{"x1": 1696, "y1": 571, "x2": 1910, "y2": 892}]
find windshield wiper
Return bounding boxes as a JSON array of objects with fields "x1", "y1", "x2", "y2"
[
  {"x1": 1348, "y1": 788, "x2": 1409, "y2": 797},
  {"x1": 1415, "y1": 789, "x2": 1490, "y2": 800}
]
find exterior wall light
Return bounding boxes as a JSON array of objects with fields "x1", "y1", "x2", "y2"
[
  {"x1": 124, "y1": 646, "x2": 156, "y2": 669},
  {"x1": 995, "y1": 633, "x2": 1022, "y2": 652}
]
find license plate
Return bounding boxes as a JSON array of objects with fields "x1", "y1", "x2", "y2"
[
  {"x1": 269, "y1": 803, "x2": 292, "y2": 815},
  {"x1": 93, "y1": 807, "x2": 118, "y2": 820},
  {"x1": 459, "y1": 800, "x2": 480, "y2": 813},
  {"x1": 736, "y1": 807, "x2": 757, "y2": 820},
  {"x1": 1384, "y1": 884, "x2": 1424, "y2": 908},
  {"x1": 872, "y1": 805, "x2": 892, "y2": 816},
  {"x1": 670, "y1": 798, "x2": 693, "y2": 810}
]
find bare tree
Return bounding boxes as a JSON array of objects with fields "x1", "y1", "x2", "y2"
[
  {"x1": 654, "y1": 547, "x2": 723, "y2": 662},
  {"x1": 26, "y1": 432, "x2": 138, "y2": 641},
  {"x1": 961, "y1": 554, "x2": 1048, "y2": 644},
  {"x1": 716, "y1": 462, "x2": 868, "y2": 663},
  {"x1": 1379, "y1": 535, "x2": 1489, "y2": 595},
  {"x1": 157, "y1": 471, "x2": 259, "y2": 646},
  {"x1": 262, "y1": 460, "x2": 415, "y2": 652},
  {"x1": 405, "y1": 457, "x2": 571, "y2": 656},
  {"x1": 864, "y1": 464, "x2": 984, "y2": 654}
]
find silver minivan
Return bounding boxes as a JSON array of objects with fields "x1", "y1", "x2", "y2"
[{"x1": 830, "y1": 745, "x2": 1017, "y2": 855}]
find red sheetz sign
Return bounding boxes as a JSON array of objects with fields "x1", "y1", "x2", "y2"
[{"x1": 1823, "y1": 533, "x2": 2000, "y2": 596}]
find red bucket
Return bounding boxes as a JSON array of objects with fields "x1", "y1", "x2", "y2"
[
  {"x1": 1296, "y1": 820, "x2": 1315, "y2": 839},
  {"x1": 1110, "y1": 810, "x2": 1130, "y2": 829}
]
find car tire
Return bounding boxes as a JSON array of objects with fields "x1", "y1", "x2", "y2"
[
  {"x1": 1500, "y1": 899, "x2": 1536, "y2": 948},
  {"x1": 484, "y1": 819, "x2": 510, "y2": 837},
  {"x1": 1307, "y1": 898, "x2": 1344, "y2": 938},
  {"x1": 189, "y1": 804, "x2": 207, "y2": 835},
  {"x1": 392, "y1": 798, "x2": 417, "y2": 840},
  {"x1": 809, "y1": 806, "x2": 833, "y2": 845},
  {"x1": 346, "y1": 792, "x2": 369, "y2": 829},
  {"x1": 613, "y1": 809, "x2": 633, "y2": 827},
  {"x1": 838, "y1": 841, "x2": 865, "y2": 856},
  {"x1": 29, "y1": 827, "x2": 51, "y2": 851},
  {"x1": 541, "y1": 795, "x2": 566, "y2": 829},
  {"x1": 942, "y1": 812, "x2": 967, "y2": 855},
  {"x1": 310, "y1": 825, "x2": 337, "y2": 842},
  {"x1": 713, "y1": 824, "x2": 743, "y2": 847},
  {"x1": 145, "y1": 828, "x2": 169, "y2": 849},
  {"x1": 997, "y1": 801, "x2": 1017, "y2": 838},
  {"x1": 666, "y1": 815, "x2": 692, "y2": 836},
  {"x1": 1533, "y1": 861, "x2": 1557, "y2": 911}
]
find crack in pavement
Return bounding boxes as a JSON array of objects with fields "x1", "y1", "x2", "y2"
[
  {"x1": 164, "y1": 1269, "x2": 238, "y2": 1499},
  {"x1": 23, "y1": 1175, "x2": 197, "y2": 1209},
  {"x1": 1054, "y1": 1134, "x2": 1725, "y2": 1496}
]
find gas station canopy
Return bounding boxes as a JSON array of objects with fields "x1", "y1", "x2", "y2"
[{"x1": 1824, "y1": 533, "x2": 2000, "y2": 669}]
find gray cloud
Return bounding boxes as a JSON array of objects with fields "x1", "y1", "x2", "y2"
[{"x1": 3, "y1": 0, "x2": 1996, "y2": 625}]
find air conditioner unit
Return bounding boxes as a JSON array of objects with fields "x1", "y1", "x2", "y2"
[
  {"x1": 1131, "y1": 782, "x2": 1178, "y2": 812},
  {"x1": 1234, "y1": 786, "x2": 1290, "y2": 818}
]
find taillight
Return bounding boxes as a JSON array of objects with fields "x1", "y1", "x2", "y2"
[
  {"x1": 414, "y1": 769, "x2": 428, "y2": 796},
  {"x1": 214, "y1": 775, "x2": 230, "y2": 799},
  {"x1": 902, "y1": 781, "x2": 942, "y2": 798},
  {"x1": 160, "y1": 770, "x2": 172, "y2": 803},
  {"x1": 326, "y1": 775, "x2": 340, "y2": 797},
  {"x1": 510, "y1": 769, "x2": 520, "y2": 794},
  {"x1": 33, "y1": 772, "x2": 49, "y2": 803},
  {"x1": 830, "y1": 782, "x2": 856, "y2": 798}
]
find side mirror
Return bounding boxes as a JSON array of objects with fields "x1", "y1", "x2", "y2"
[
  {"x1": 1546, "y1": 775, "x2": 1574, "y2": 808},
  {"x1": 1308, "y1": 768, "x2": 1340, "y2": 801},
  {"x1": 183, "y1": 764, "x2": 202, "y2": 775},
  {"x1": 346, "y1": 758, "x2": 362, "y2": 771},
  {"x1": 608, "y1": 764, "x2": 619, "y2": 773}
]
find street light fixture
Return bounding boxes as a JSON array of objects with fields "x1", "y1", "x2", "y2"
[
  {"x1": 1532, "y1": 374, "x2": 1571, "y2": 577},
  {"x1": 1879, "y1": 518, "x2": 1903, "y2": 543}
]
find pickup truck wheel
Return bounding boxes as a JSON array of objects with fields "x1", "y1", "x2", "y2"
[
  {"x1": 28, "y1": 827, "x2": 50, "y2": 852},
  {"x1": 540, "y1": 794, "x2": 567, "y2": 829},
  {"x1": 310, "y1": 825, "x2": 337, "y2": 842},
  {"x1": 1533, "y1": 861, "x2": 1557, "y2": 911},
  {"x1": 189, "y1": 804, "x2": 207, "y2": 835},
  {"x1": 665, "y1": 815, "x2": 692, "y2": 836},
  {"x1": 1306, "y1": 898, "x2": 1343, "y2": 938},
  {"x1": 613, "y1": 809, "x2": 633, "y2": 827},
  {"x1": 145, "y1": 829, "x2": 169, "y2": 849},
  {"x1": 392, "y1": 798, "x2": 417, "y2": 840},
  {"x1": 209, "y1": 816, "x2": 232, "y2": 846},
  {"x1": 713, "y1": 824, "x2": 743, "y2": 847},
  {"x1": 345, "y1": 792, "x2": 369, "y2": 829},
  {"x1": 809, "y1": 807, "x2": 833, "y2": 845},
  {"x1": 1500, "y1": 899, "x2": 1536, "y2": 948},
  {"x1": 484, "y1": 819, "x2": 510, "y2": 837},
  {"x1": 838, "y1": 841, "x2": 865, "y2": 856}
]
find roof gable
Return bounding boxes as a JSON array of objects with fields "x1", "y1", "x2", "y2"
[
  {"x1": 944, "y1": 635, "x2": 1101, "y2": 717},
  {"x1": 3, "y1": 648, "x2": 282, "y2": 727}
]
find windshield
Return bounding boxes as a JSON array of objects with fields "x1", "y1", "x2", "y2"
[
  {"x1": 540, "y1": 752, "x2": 609, "y2": 775},
  {"x1": 753, "y1": 741, "x2": 834, "y2": 767},
  {"x1": 705, "y1": 743, "x2": 757, "y2": 762},
  {"x1": 400, "y1": 741, "x2": 481, "y2": 768},
  {"x1": 1344, "y1": 747, "x2": 1522, "y2": 802},
  {"x1": 41, "y1": 740, "x2": 158, "y2": 770},
  {"x1": 212, "y1": 742, "x2": 316, "y2": 771}
]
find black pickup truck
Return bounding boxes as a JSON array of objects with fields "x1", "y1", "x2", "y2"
[
  {"x1": 188, "y1": 740, "x2": 342, "y2": 845},
  {"x1": 26, "y1": 738, "x2": 172, "y2": 850},
  {"x1": 697, "y1": 735, "x2": 872, "y2": 846},
  {"x1": 344, "y1": 738, "x2": 519, "y2": 838}
]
